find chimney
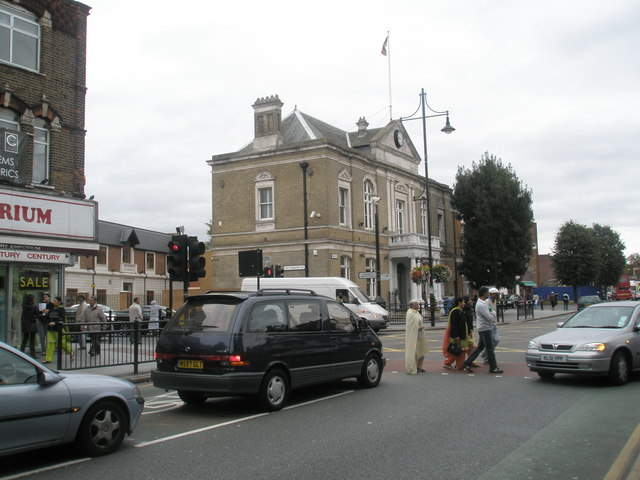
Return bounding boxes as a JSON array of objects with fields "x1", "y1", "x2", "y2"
[
  {"x1": 252, "y1": 95, "x2": 283, "y2": 150},
  {"x1": 356, "y1": 116, "x2": 369, "y2": 136}
]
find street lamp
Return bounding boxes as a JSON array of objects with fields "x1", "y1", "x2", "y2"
[
  {"x1": 299, "y1": 162, "x2": 310, "y2": 277},
  {"x1": 372, "y1": 196, "x2": 382, "y2": 299},
  {"x1": 401, "y1": 88, "x2": 455, "y2": 326}
]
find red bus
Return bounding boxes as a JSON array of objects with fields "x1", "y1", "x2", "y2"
[{"x1": 614, "y1": 276, "x2": 631, "y2": 300}]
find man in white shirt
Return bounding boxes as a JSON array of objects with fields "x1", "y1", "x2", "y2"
[
  {"x1": 462, "y1": 286, "x2": 503, "y2": 374},
  {"x1": 129, "y1": 297, "x2": 143, "y2": 344}
]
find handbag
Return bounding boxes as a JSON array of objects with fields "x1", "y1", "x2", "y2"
[{"x1": 447, "y1": 341, "x2": 462, "y2": 356}]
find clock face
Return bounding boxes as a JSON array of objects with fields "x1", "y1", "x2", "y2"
[{"x1": 394, "y1": 129, "x2": 404, "y2": 148}]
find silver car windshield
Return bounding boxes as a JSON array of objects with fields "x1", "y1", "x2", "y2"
[{"x1": 563, "y1": 306, "x2": 634, "y2": 329}]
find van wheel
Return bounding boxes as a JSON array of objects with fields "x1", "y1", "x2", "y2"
[
  {"x1": 608, "y1": 351, "x2": 630, "y2": 386},
  {"x1": 358, "y1": 354, "x2": 382, "y2": 388},
  {"x1": 178, "y1": 390, "x2": 207, "y2": 405},
  {"x1": 258, "y1": 368, "x2": 289, "y2": 411}
]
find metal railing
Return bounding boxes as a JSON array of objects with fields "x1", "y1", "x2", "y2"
[{"x1": 53, "y1": 320, "x2": 157, "y2": 373}]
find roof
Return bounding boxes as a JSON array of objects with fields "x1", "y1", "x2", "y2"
[{"x1": 98, "y1": 221, "x2": 171, "y2": 253}]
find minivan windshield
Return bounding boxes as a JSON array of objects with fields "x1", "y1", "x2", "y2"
[
  {"x1": 563, "y1": 305, "x2": 634, "y2": 329},
  {"x1": 164, "y1": 302, "x2": 238, "y2": 334}
]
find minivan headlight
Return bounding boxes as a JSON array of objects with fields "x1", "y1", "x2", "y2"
[
  {"x1": 527, "y1": 340, "x2": 539, "y2": 349},
  {"x1": 576, "y1": 343, "x2": 606, "y2": 352}
]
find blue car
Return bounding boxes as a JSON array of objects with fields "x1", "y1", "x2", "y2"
[{"x1": 0, "y1": 342, "x2": 144, "y2": 457}]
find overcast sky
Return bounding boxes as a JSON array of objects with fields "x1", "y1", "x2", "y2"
[{"x1": 83, "y1": 0, "x2": 639, "y2": 256}]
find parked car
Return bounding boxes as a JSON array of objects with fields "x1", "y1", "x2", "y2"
[
  {"x1": 65, "y1": 303, "x2": 119, "y2": 322},
  {"x1": 0, "y1": 341, "x2": 144, "y2": 457},
  {"x1": 116, "y1": 305, "x2": 175, "y2": 331},
  {"x1": 505, "y1": 294, "x2": 523, "y2": 309},
  {"x1": 152, "y1": 289, "x2": 386, "y2": 411},
  {"x1": 577, "y1": 295, "x2": 602, "y2": 310},
  {"x1": 525, "y1": 301, "x2": 640, "y2": 385}
]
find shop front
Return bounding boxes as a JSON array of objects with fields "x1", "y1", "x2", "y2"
[{"x1": 0, "y1": 187, "x2": 98, "y2": 347}]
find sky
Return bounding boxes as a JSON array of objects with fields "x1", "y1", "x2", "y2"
[{"x1": 83, "y1": 0, "x2": 640, "y2": 256}]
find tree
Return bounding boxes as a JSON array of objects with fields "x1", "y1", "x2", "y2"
[
  {"x1": 592, "y1": 223, "x2": 626, "y2": 290},
  {"x1": 552, "y1": 221, "x2": 599, "y2": 299},
  {"x1": 452, "y1": 152, "x2": 533, "y2": 289}
]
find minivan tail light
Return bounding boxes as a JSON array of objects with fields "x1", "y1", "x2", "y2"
[{"x1": 228, "y1": 355, "x2": 250, "y2": 366}]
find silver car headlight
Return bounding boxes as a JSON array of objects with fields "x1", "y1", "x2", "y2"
[
  {"x1": 527, "y1": 340, "x2": 539, "y2": 349},
  {"x1": 576, "y1": 343, "x2": 606, "y2": 352}
]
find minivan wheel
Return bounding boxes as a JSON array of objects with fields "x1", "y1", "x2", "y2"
[
  {"x1": 608, "y1": 351, "x2": 630, "y2": 386},
  {"x1": 358, "y1": 354, "x2": 382, "y2": 388},
  {"x1": 178, "y1": 390, "x2": 208, "y2": 405},
  {"x1": 258, "y1": 368, "x2": 289, "y2": 411}
]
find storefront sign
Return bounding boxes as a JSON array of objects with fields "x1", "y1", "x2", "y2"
[
  {"x1": 18, "y1": 271, "x2": 50, "y2": 290},
  {"x1": 0, "y1": 248, "x2": 73, "y2": 265},
  {"x1": 0, "y1": 189, "x2": 96, "y2": 240},
  {"x1": 0, "y1": 129, "x2": 28, "y2": 185}
]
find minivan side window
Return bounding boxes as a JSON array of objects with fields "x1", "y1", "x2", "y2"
[
  {"x1": 327, "y1": 301, "x2": 355, "y2": 332},
  {"x1": 287, "y1": 300, "x2": 322, "y2": 332},
  {"x1": 246, "y1": 301, "x2": 287, "y2": 333}
]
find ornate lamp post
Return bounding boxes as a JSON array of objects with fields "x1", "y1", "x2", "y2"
[{"x1": 401, "y1": 88, "x2": 455, "y2": 326}]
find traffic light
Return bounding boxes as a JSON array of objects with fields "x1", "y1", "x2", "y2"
[
  {"x1": 188, "y1": 236, "x2": 206, "y2": 281},
  {"x1": 275, "y1": 264, "x2": 284, "y2": 277},
  {"x1": 167, "y1": 235, "x2": 187, "y2": 280},
  {"x1": 263, "y1": 265, "x2": 274, "y2": 277}
]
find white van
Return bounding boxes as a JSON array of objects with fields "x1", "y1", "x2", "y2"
[{"x1": 240, "y1": 277, "x2": 389, "y2": 331}]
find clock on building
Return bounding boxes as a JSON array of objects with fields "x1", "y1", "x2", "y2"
[{"x1": 394, "y1": 129, "x2": 404, "y2": 148}]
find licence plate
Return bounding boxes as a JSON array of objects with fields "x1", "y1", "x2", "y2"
[
  {"x1": 177, "y1": 359, "x2": 204, "y2": 369},
  {"x1": 541, "y1": 354, "x2": 567, "y2": 362}
]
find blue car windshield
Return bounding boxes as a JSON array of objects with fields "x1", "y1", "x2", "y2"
[{"x1": 563, "y1": 306, "x2": 634, "y2": 329}]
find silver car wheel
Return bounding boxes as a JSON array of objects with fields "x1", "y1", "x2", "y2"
[
  {"x1": 78, "y1": 400, "x2": 127, "y2": 456},
  {"x1": 609, "y1": 351, "x2": 629, "y2": 386}
]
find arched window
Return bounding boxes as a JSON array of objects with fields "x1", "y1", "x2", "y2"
[
  {"x1": 363, "y1": 179, "x2": 374, "y2": 229},
  {"x1": 32, "y1": 118, "x2": 49, "y2": 183}
]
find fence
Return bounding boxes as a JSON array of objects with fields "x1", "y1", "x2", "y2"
[{"x1": 52, "y1": 320, "x2": 156, "y2": 373}]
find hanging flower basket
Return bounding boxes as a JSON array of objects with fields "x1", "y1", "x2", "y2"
[
  {"x1": 410, "y1": 265, "x2": 430, "y2": 284},
  {"x1": 431, "y1": 264, "x2": 452, "y2": 283}
]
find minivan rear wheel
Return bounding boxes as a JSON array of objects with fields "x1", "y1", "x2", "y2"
[
  {"x1": 258, "y1": 368, "x2": 289, "y2": 411},
  {"x1": 358, "y1": 354, "x2": 382, "y2": 388},
  {"x1": 178, "y1": 390, "x2": 208, "y2": 405}
]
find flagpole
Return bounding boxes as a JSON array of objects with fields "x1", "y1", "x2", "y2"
[{"x1": 387, "y1": 31, "x2": 392, "y2": 121}]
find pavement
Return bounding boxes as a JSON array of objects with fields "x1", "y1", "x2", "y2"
[{"x1": 59, "y1": 305, "x2": 572, "y2": 384}]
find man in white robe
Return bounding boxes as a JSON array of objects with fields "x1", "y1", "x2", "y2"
[{"x1": 405, "y1": 299, "x2": 429, "y2": 374}]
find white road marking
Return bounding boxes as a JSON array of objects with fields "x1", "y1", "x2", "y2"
[{"x1": 0, "y1": 458, "x2": 92, "y2": 480}]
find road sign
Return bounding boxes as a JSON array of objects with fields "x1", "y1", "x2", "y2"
[
  {"x1": 358, "y1": 272, "x2": 376, "y2": 279},
  {"x1": 284, "y1": 265, "x2": 305, "y2": 271},
  {"x1": 380, "y1": 273, "x2": 392, "y2": 280}
]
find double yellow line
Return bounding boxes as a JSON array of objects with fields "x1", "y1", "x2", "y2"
[{"x1": 604, "y1": 422, "x2": 640, "y2": 480}]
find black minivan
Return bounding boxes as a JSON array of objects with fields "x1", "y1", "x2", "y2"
[{"x1": 151, "y1": 289, "x2": 385, "y2": 411}]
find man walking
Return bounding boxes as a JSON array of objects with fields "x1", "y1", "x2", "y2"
[
  {"x1": 37, "y1": 293, "x2": 53, "y2": 355},
  {"x1": 562, "y1": 292, "x2": 570, "y2": 311},
  {"x1": 76, "y1": 295, "x2": 88, "y2": 349},
  {"x1": 84, "y1": 295, "x2": 106, "y2": 356},
  {"x1": 462, "y1": 287, "x2": 503, "y2": 374},
  {"x1": 129, "y1": 297, "x2": 143, "y2": 344},
  {"x1": 481, "y1": 287, "x2": 500, "y2": 364},
  {"x1": 405, "y1": 299, "x2": 429, "y2": 374}
]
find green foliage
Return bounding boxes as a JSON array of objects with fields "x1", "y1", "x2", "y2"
[
  {"x1": 552, "y1": 221, "x2": 599, "y2": 287},
  {"x1": 452, "y1": 152, "x2": 533, "y2": 289},
  {"x1": 592, "y1": 223, "x2": 626, "y2": 288}
]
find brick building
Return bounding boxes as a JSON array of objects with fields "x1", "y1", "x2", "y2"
[
  {"x1": 207, "y1": 95, "x2": 463, "y2": 306},
  {"x1": 0, "y1": 0, "x2": 94, "y2": 345}
]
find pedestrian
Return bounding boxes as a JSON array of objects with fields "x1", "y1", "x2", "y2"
[
  {"x1": 463, "y1": 295, "x2": 479, "y2": 367},
  {"x1": 442, "y1": 297, "x2": 468, "y2": 370},
  {"x1": 539, "y1": 296, "x2": 544, "y2": 310},
  {"x1": 562, "y1": 292, "x2": 569, "y2": 311},
  {"x1": 44, "y1": 296, "x2": 73, "y2": 363},
  {"x1": 481, "y1": 287, "x2": 500, "y2": 364},
  {"x1": 549, "y1": 292, "x2": 557, "y2": 310},
  {"x1": 75, "y1": 295, "x2": 89, "y2": 349},
  {"x1": 36, "y1": 293, "x2": 53, "y2": 355},
  {"x1": 84, "y1": 295, "x2": 106, "y2": 356},
  {"x1": 405, "y1": 299, "x2": 429, "y2": 374},
  {"x1": 533, "y1": 293, "x2": 539, "y2": 309},
  {"x1": 462, "y1": 286, "x2": 503, "y2": 374},
  {"x1": 148, "y1": 299, "x2": 160, "y2": 332},
  {"x1": 20, "y1": 293, "x2": 39, "y2": 358},
  {"x1": 129, "y1": 297, "x2": 143, "y2": 344}
]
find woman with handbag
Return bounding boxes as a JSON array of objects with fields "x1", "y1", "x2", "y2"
[{"x1": 442, "y1": 297, "x2": 468, "y2": 370}]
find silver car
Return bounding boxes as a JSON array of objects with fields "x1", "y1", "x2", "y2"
[
  {"x1": 0, "y1": 342, "x2": 144, "y2": 457},
  {"x1": 526, "y1": 301, "x2": 640, "y2": 385}
]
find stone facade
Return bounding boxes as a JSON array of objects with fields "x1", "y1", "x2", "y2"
[{"x1": 207, "y1": 95, "x2": 463, "y2": 306}]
